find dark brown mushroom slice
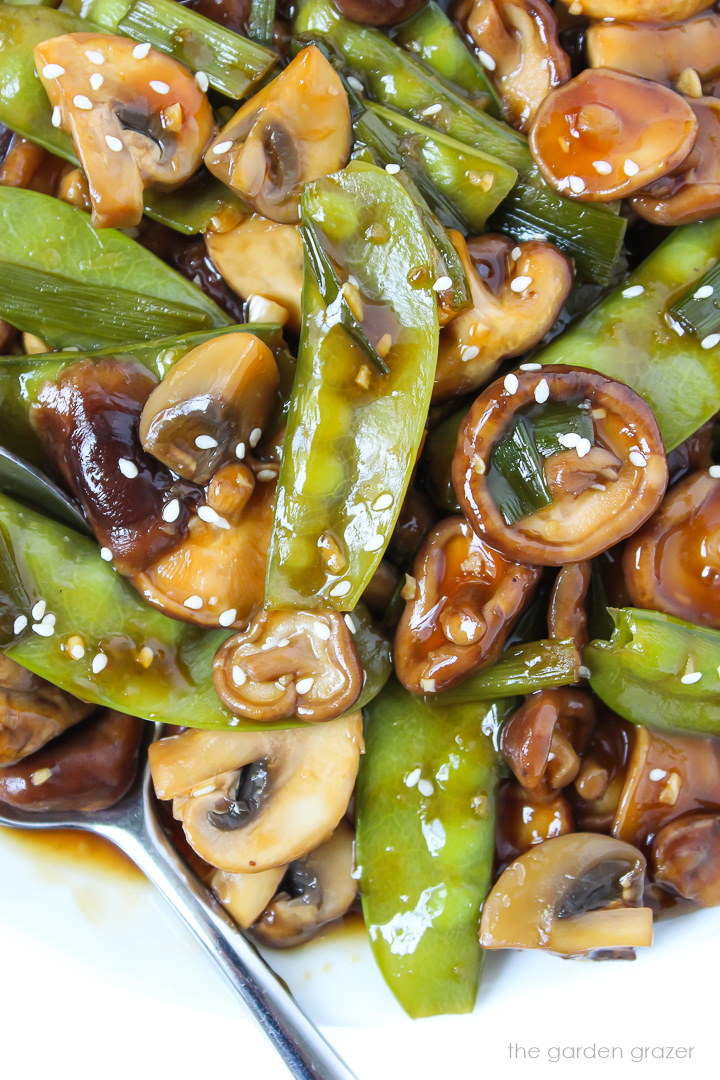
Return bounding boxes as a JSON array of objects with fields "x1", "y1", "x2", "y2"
[
  {"x1": 331, "y1": 0, "x2": 427, "y2": 26},
  {"x1": 453, "y1": 366, "x2": 669, "y2": 566},
  {"x1": 555, "y1": 0, "x2": 709, "y2": 20},
  {"x1": 213, "y1": 610, "x2": 362, "y2": 723},
  {"x1": 457, "y1": 0, "x2": 570, "y2": 134},
  {"x1": 394, "y1": 516, "x2": 541, "y2": 694},
  {"x1": 651, "y1": 812, "x2": 720, "y2": 907},
  {"x1": 434, "y1": 231, "x2": 573, "y2": 402},
  {"x1": 501, "y1": 688, "x2": 595, "y2": 800},
  {"x1": 386, "y1": 487, "x2": 438, "y2": 568},
  {"x1": 0, "y1": 708, "x2": 143, "y2": 812},
  {"x1": 571, "y1": 711, "x2": 633, "y2": 832},
  {"x1": 495, "y1": 780, "x2": 574, "y2": 871},
  {"x1": 480, "y1": 832, "x2": 654, "y2": 955},
  {"x1": 149, "y1": 715, "x2": 363, "y2": 873},
  {"x1": 548, "y1": 560, "x2": 591, "y2": 650},
  {"x1": 204, "y1": 46, "x2": 351, "y2": 224},
  {"x1": 529, "y1": 69, "x2": 698, "y2": 202},
  {"x1": 631, "y1": 97, "x2": 720, "y2": 225},
  {"x1": 612, "y1": 725, "x2": 720, "y2": 852},
  {"x1": 139, "y1": 333, "x2": 279, "y2": 485},
  {"x1": 361, "y1": 560, "x2": 400, "y2": 618},
  {"x1": 586, "y1": 11, "x2": 720, "y2": 87},
  {"x1": 0, "y1": 654, "x2": 93, "y2": 767},
  {"x1": 623, "y1": 469, "x2": 720, "y2": 630},
  {"x1": 666, "y1": 418, "x2": 716, "y2": 486},
  {"x1": 35, "y1": 33, "x2": 215, "y2": 229},
  {"x1": 252, "y1": 821, "x2": 357, "y2": 947}
]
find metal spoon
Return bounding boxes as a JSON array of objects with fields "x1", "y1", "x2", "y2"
[{"x1": 0, "y1": 724, "x2": 357, "y2": 1080}]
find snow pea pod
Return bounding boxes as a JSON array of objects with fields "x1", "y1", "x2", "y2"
[
  {"x1": 265, "y1": 161, "x2": 438, "y2": 612},
  {"x1": 585, "y1": 608, "x2": 720, "y2": 736},
  {"x1": 357, "y1": 679, "x2": 508, "y2": 1018},
  {"x1": 537, "y1": 219, "x2": 720, "y2": 451}
]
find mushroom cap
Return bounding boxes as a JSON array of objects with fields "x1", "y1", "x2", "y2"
[
  {"x1": 148, "y1": 713, "x2": 364, "y2": 873},
  {"x1": 34, "y1": 33, "x2": 215, "y2": 228},
  {"x1": 434, "y1": 232, "x2": 573, "y2": 401},
  {"x1": 586, "y1": 11, "x2": 720, "y2": 86},
  {"x1": 548, "y1": 560, "x2": 591, "y2": 649},
  {"x1": 495, "y1": 781, "x2": 575, "y2": 871},
  {"x1": 623, "y1": 470, "x2": 720, "y2": 630},
  {"x1": 453, "y1": 365, "x2": 669, "y2": 565},
  {"x1": 571, "y1": 712, "x2": 633, "y2": 833},
  {"x1": 213, "y1": 609, "x2": 363, "y2": 722},
  {"x1": 554, "y1": 0, "x2": 709, "y2": 19},
  {"x1": 652, "y1": 812, "x2": 720, "y2": 907},
  {"x1": 479, "y1": 832, "x2": 653, "y2": 954},
  {"x1": 529, "y1": 68, "x2": 698, "y2": 202},
  {"x1": 204, "y1": 45, "x2": 351, "y2": 224},
  {"x1": 394, "y1": 515, "x2": 541, "y2": 693},
  {"x1": 501, "y1": 688, "x2": 595, "y2": 800},
  {"x1": 0, "y1": 654, "x2": 93, "y2": 767}
]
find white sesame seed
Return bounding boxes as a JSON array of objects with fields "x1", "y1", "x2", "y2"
[
  {"x1": 622, "y1": 285, "x2": 645, "y2": 299},
  {"x1": 503, "y1": 372, "x2": 519, "y2": 394},
  {"x1": 231, "y1": 664, "x2": 246, "y2": 686},
  {"x1": 422, "y1": 103, "x2": 442, "y2": 116},
  {"x1": 578, "y1": 665, "x2": 591, "y2": 679},
  {"x1": 191, "y1": 783, "x2": 216, "y2": 798},
  {"x1": 195, "y1": 434, "x2": 218, "y2": 450},
  {"x1": 212, "y1": 140, "x2": 234, "y2": 155},
  {"x1": 510, "y1": 275, "x2": 532, "y2": 293},
  {"x1": 149, "y1": 79, "x2": 170, "y2": 94},
  {"x1": 364, "y1": 534, "x2": 384, "y2": 552},
  {"x1": 85, "y1": 50, "x2": 105, "y2": 64},
  {"x1": 419, "y1": 678, "x2": 436, "y2": 693},
  {"x1": 534, "y1": 378, "x2": 549, "y2": 404},
  {"x1": 233, "y1": 441, "x2": 247, "y2": 462},
  {"x1": 681, "y1": 671, "x2": 702, "y2": 684},
  {"x1": 256, "y1": 469, "x2": 278, "y2": 481},
  {"x1": 461, "y1": 345, "x2": 480, "y2": 362},
  {"x1": 100, "y1": 547, "x2": 113, "y2": 561},
  {"x1": 195, "y1": 70, "x2": 209, "y2": 92},
  {"x1": 347, "y1": 75, "x2": 364, "y2": 93},
  {"x1": 184, "y1": 595, "x2": 204, "y2": 610},
  {"x1": 694, "y1": 284, "x2": 714, "y2": 300},
  {"x1": 68, "y1": 642, "x2": 85, "y2": 660},
  {"x1": 162, "y1": 498, "x2": 180, "y2": 523},
  {"x1": 91, "y1": 652, "x2": 107, "y2": 674},
  {"x1": 42, "y1": 64, "x2": 65, "y2": 79},
  {"x1": 30, "y1": 768, "x2": 53, "y2": 787},
  {"x1": 90, "y1": 72, "x2": 104, "y2": 90},
  {"x1": 31, "y1": 600, "x2": 46, "y2": 621},
  {"x1": 558, "y1": 432, "x2": 580, "y2": 449},
  {"x1": 296, "y1": 676, "x2": 315, "y2": 695},
  {"x1": 701, "y1": 333, "x2": 720, "y2": 350},
  {"x1": 118, "y1": 458, "x2": 138, "y2": 479},
  {"x1": 313, "y1": 622, "x2": 332, "y2": 641},
  {"x1": 576, "y1": 437, "x2": 592, "y2": 458},
  {"x1": 330, "y1": 579, "x2": 352, "y2": 598},
  {"x1": 478, "y1": 49, "x2": 496, "y2": 71},
  {"x1": 31, "y1": 622, "x2": 54, "y2": 637},
  {"x1": 132, "y1": 42, "x2": 152, "y2": 58},
  {"x1": 218, "y1": 608, "x2": 237, "y2": 626},
  {"x1": 592, "y1": 160, "x2": 612, "y2": 175},
  {"x1": 373, "y1": 493, "x2": 393, "y2": 511},
  {"x1": 520, "y1": 362, "x2": 542, "y2": 371},
  {"x1": 405, "y1": 768, "x2": 421, "y2": 788},
  {"x1": 13, "y1": 615, "x2": 27, "y2": 635},
  {"x1": 248, "y1": 427, "x2": 262, "y2": 448},
  {"x1": 105, "y1": 134, "x2": 123, "y2": 152},
  {"x1": 197, "y1": 505, "x2": 229, "y2": 528},
  {"x1": 51, "y1": 106, "x2": 62, "y2": 127},
  {"x1": 432, "y1": 275, "x2": 452, "y2": 292},
  {"x1": 709, "y1": 465, "x2": 720, "y2": 479},
  {"x1": 73, "y1": 95, "x2": 93, "y2": 110},
  {"x1": 385, "y1": 163, "x2": 401, "y2": 174},
  {"x1": 418, "y1": 779, "x2": 434, "y2": 797},
  {"x1": 623, "y1": 159, "x2": 640, "y2": 177},
  {"x1": 568, "y1": 175, "x2": 586, "y2": 194},
  {"x1": 629, "y1": 450, "x2": 647, "y2": 468},
  {"x1": 649, "y1": 768, "x2": 667, "y2": 782}
]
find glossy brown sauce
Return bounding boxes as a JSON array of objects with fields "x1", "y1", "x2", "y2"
[{"x1": 1, "y1": 825, "x2": 142, "y2": 881}]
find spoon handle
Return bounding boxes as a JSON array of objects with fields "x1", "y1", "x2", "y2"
[{"x1": 98, "y1": 796, "x2": 357, "y2": 1080}]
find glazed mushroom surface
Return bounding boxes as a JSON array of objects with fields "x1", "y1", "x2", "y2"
[
  {"x1": 0, "y1": 654, "x2": 93, "y2": 767},
  {"x1": 586, "y1": 12, "x2": 720, "y2": 87}
]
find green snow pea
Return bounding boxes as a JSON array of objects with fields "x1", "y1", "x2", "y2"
[
  {"x1": 438, "y1": 639, "x2": 581, "y2": 704},
  {"x1": 537, "y1": 219, "x2": 720, "y2": 451},
  {"x1": 265, "y1": 162, "x2": 438, "y2": 612},
  {"x1": 585, "y1": 608, "x2": 720, "y2": 736},
  {"x1": 357, "y1": 679, "x2": 508, "y2": 1018}
]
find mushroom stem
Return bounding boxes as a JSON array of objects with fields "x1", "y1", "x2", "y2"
[
  {"x1": 551, "y1": 907, "x2": 653, "y2": 954},
  {"x1": 239, "y1": 640, "x2": 316, "y2": 682}
]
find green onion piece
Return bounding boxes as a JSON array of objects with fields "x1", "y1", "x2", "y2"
[
  {"x1": 63, "y1": 0, "x2": 131, "y2": 29},
  {"x1": 669, "y1": 260, "x2": 720, "y2": 342},
  {"x1": 0, "y1": 261, "x2": 211, "y2": 348},
  {"x1": 0, "y1": 446, "x2": 91, "y2": 536},
  {"x1": 143, "y1": 171, "x2": 248, "y2": 235},
  {"x1": 118, "y1": 0, "x2": 277, "y2": 99},
  {"x1": 532, "y1": 401, "x2": 594, "y2": 458},
  {"x1": 248, "y1": 0, "x2": 277, "y2": 46},
  {"x1": 299, "y1": 220, "x2": 390, "y2": 376},
  {"x1": 437, "y1": 639, "x2": 581, "y2": 704},
  {"x1": 488, "y1": 416, "x2": 553, "y2": 525}
]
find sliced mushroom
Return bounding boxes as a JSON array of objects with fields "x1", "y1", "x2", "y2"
[
  {"x1": 253, "y1": 821, "x2": 357, "y2": 947},
  {"x1": 434, "y1": 232, "x2": 572, "y2": 402},
  {"x1": 35, "y1": 33, "x2": 215, "y2": 228},
  {"x1": 139, "y1": 333, "x2": 279, "y2": 485},
  {"x1": 453, "y1": 366, "x2": 669, "y2": 565},
  {"x1": 458, "y1": 0, "x2": 570, "y2": 134},
  {"x1": 204, "y1": 46, "x2": 351, "y2": 224},
  {"x1": 213, "y1": 610, "x2": 362, "y2": 723},
  {"x1": 205, "y1": 214, "x2": 304, "y2": 332},
  {"x1": 571, "y1": 712, "x2": 633, "y2": 832},
  {"x1": 210, "y1": 865, "x2": 286, "y2": 928},
  {"x1": 148, "y1": 713, "x2": 364, "y2": 873},
  {"x1": 387, "y1": 487, "x2": 438, "y2": 568},
  {"x1": 623, "y1": 469, "x2": 720, "y2": 630},
  {"x1": 0, "y1": 135, "x2": 66, "y2": 195},
  {"x1": 479, "y1": 833, "x2": 654, "y2": 955},
  {"x1": 666, "y1": 418, "x2": 716, "y2": 486},
  {"x1": 555, "y1": 0, "x2": 709, "y2": 19},
  {"x1": 0, "y1": 653, "x2": 93, "y2": 767},
  {"x1": 612, "y1": 725, "x2": 720, "y2": 851},
  {"x1": 587, "y1": 11, "x2": 720, "y2": 87},
  {"x1": 548, "y1": 560, "x2": 591, "y2": 650},
  {"x1": 0, "y1": 708, "x2": 143, "y2": 812},
  {"x1": 495, "y1": 780, "x2": 575, "y2": 871},
  {"x1": 501, "y1": 688, "x2": 595, "y2": 800},
  {"x1": 631, "y1": 97, "x2": 720, "y2": 225},
  {"x1": 394, "y1": 516, "x2": 540, "y2": 694},
  {"x1": 529, "y1": 69, "x2": 698, "y2": 202},
  {"x1": 652, "y1": 812, "x2": 720, "y2": 906}
]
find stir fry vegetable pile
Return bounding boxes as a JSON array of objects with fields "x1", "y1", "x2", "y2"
[{"x1": 0, "y1": 0, "x2": 720, "y2": 1020}]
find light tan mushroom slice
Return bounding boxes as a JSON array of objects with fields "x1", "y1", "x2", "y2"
[
  {"x1": 0, "y1": 654, "x2": 93, "y2": 767},
  {"x1": 148, "y1": 713, "x2": 364, "y2": 873},
  {"x1": 587, "y1": 12, "x2": 720, "y2": 87},
  {"x1": 139, "y1": 332, "x2": 279, "y2": 485},
  {"x1": 479, "y1": 833, "x2": 654, "y2": 955},
  {"x1": 34, "y1": 33, "x2": 215, "y2": 228},
  {"x1": 204, "y1": 45, "x2": 351, "y2": 223},
  {"x1": 210, "y1": 865, "x2": 286, "y2": 928},
  {"x1": 253, "y1": 821, "x2": 357, "y2": 947},
  {"x1": 206, "y1": 215, "x2": 303, "y2": 332},
  {"x1": 460, "y1": 0, "x2": 570, "y2": 134},
  {"x1": 434, "y1": 232, "x2": 572, "y2": 401},
  {"x1": 213, "y1": 610, "x2": 362, "y2": 723},
  {"x1": 554, "y1": 0, "x2": 709, "y2": 19}
]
